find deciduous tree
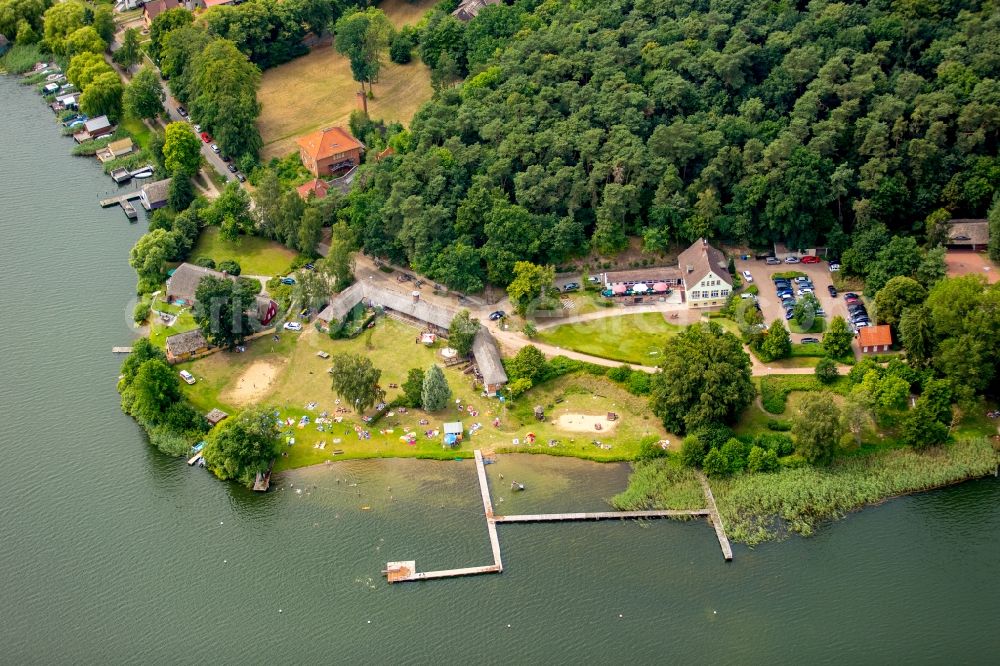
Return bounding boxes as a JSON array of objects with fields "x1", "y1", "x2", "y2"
[
  {"x1": 124, "y1": 66, "x2": 165, "y2": 120},
  {"x1": 163, "y1": 121, "x2": 202, "y2": 176},
  {"x1": 793, "y1": 393, "x2": 842, "y2": 465},
  {"x1": 506, "y1": 261, "x2": 554, "y2": 315},
  {"x1": 79, "y1": 71, "x2": 123, "y2": 121},
  {"x1": 192, "y1": 275, "x2": 255, "y2": 348},
  {"x1": 330, "y1": 353, "x2": 384, "y2": 413},
  {"x1": 202, "y1": 405, "x2": 280, "y2": 486},
  {"x1": 448, "y1": 310, "x2": 479, "y2": 356},
  {"x1": 823, "y1": 316, "x2": 853, "y2": 360},
  {"x1": 649, "y1": 322, "x2": 754, "y2": 433}
]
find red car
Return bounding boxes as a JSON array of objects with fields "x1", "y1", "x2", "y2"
[
  {"x1": 801, "y1": 255, "x2": 820, "y2": 264},
  {"x1": 200, "y1": 132, "x2": 212, "y2": 143}
]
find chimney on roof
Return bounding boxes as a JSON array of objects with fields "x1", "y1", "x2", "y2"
[{"x1": 357, "y1": 90, "x2": 368, "y2": 117}]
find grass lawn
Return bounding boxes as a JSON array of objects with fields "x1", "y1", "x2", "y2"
[
  {"x1": 257, "y1": 45, "x2": 433, "y2": 159},
  {"x1": 178, "y1": 317, "x2": 672, "y2": 470},
  {"x1": 191, "y1": 227, "x2": 299, "y2": 276},
  {"x1": 536, "y1": 312, "x2": 680, "y2": 365},
  {"x1": 149, "y1": 309, "x2": 198, "y2": 347},
  {"x1": 120, "y1": 114, "x2": 152, "y2": 150}
]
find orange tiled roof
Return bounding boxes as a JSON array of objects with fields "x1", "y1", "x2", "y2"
[
  {"x1": 858, "y1": 324, "x2": 892, "y2": 348},
  {"x1": 297, "y1": 179, "x2": 329, "y2": 200},
  {"x1": 296, "y1": 126, "x2": 364, "y2": 161}
]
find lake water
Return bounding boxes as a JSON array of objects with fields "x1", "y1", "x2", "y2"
[{"x1": 1, "y1": 76, "x2": 998, "y2": 663}]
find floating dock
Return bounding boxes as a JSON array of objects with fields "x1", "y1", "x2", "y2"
[
  {"x1": 111, "y1": 346, "x2": 133, "y2": 354},
  {"x1": 187, "y1": 453, "x2": 203, "y2": 466},
  {"x1": 384, "y1": 451, "x2": 733, "y2": 584},
  {"x1": 121, "y1": 199, "x2": 137, "y2": 219}
]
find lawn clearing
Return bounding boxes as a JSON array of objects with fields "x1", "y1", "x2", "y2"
[
  {"x1": 177, "y1": 316, "x2": 672, "y2": 469},
  {"x1": 380, "y1": 0, "x2": 438, "y2": 27},
  {"x1": 257, "y1": 45, "x2": 433, "y2": 160},
  {"x1": 149, "y1": 309, "x2": 198, "y2": 347},
  {"x1": 536, "y1": 312, "x2": 680, "y2": 365},
  {"x1": 119, "y1": 114, "x2": 152, "y2": 150},
  {"x1": 191, "y1": 227, "x2": 299, "y2": 276}
]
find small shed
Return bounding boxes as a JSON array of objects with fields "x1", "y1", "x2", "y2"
[
  {"x1": 443, "y1": 421, "x2": 464, "y2": 447},
  {"x1": 206, "y1": 409, "x2": 229, "y2": 426},
  {"x1": 946, "y1": 219, "x2": 989, "y2": 251},
  {"x1": 857, "y1": 325, "x2": 893, "y2": 354}
]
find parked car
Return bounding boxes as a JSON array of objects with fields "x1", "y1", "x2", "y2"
[
  {"x1": 801, "y1": 337, "x2": 821, "y2": 344},
  {"x1": 489, "y1": 310, "x2": 505, "y2": 321},
  {"x1": 815, "y1": 308, "x2": 826, "y2": 317},
  {"x1": 588, "y1": 276, "x2": 602, "y2": 283},
  {"x1": 795, "y1": 276, "x2": 812, "y2": 283},
  {"x1": 829, "y1": 263, "x2": 840, "y2": 272},
  {"x1": 280, "y1": 277, "x2": 296, "y2": 285},
  {"x1": 828, "y1": 285, "x2": 838, "y2": 297},
  {"x1": 227, "y1": 164, "x2": 237, "y2": 173},
  {"x1": 221, "y1": 154, "x2": 232, "y2": 163},
  {"x1": 740, "y1": 292, "x2": 756, "y2": 299},
  {"x1": 200, "y1": 131, "x2": 211, "y2": 142},
  {"x1": 210, "y1": 143, "x2": 220, "y2": 153},
  {"x1": 179, "y1": 370, "x2": 195, "y2": 385},
  {"x1": 193, "y1": 124, "x2": 201, "y2": 132},
  {"x1": 177, "y1": 106, "x2": 187, "y2": 117},
  {"x1": 299, "y1": 308, "x2": 311, "y2": 319},
  {"x1": 773, "y1": 278, "x2": 791, "y2": 286},
  {"x1": 283, "y1": 321, "x2": 302, "y2": 331},
  {"x1": 563, "y1": 282, "x2": 580, "y2": 291},
  {"x1": 304, "y1": 263, "x2": 315, "y2": 270},
  {"x1": 765, "y1": 257, "x2": 781, "y2": 265},
  {"x1": 797, "y1": 288, "x2": 814, "y2": 295},
  {"x1": 237, "y1": 173, "x2": 246, "y2": 182},
  {"x1": 741, "y1": 270, "x2": 753, "y2": 283},
  {"x1": 785, "y1": 256, "x2": 800, "y2": 263},
  {"x1": 801, "y1": 255, "x2": 820, "y2": 264},
  {"x1": 785, "y1": 309, "x2": 795, "y2": 320},
  {"x1": 844, "y1": 292, "x2": 860, "y2": 299}
]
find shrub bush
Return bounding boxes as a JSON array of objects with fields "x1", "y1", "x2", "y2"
[
  {"x1": 218, "y1": 259, "x2": 241, "y2": 276},
  {"x1": 766, "y1": 419, "x2": 792, "y2": 431},
  {"x1": 194, "y1": 256, "x2": 216, "y2": 269},
  {"x1": 637, "y1": 436, "x2": 668, "y2": 460},
  {"x1": 680, "y1": 434, "x2": 706, "y2": 467},
  {"x1": 133, "y1": 298, "x2": 151, "y2": 323}
]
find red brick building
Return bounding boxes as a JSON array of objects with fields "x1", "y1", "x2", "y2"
[
  {"x1": 857, "y1": 325, "x2": 893, "y2": 354},
  {"x1": 296, "y1": 127, "x2": 364, "y2": 177}
]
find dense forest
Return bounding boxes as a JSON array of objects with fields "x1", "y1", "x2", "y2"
[{"x1": 344, "y1": 0, "x2": 999, "y2": 288}]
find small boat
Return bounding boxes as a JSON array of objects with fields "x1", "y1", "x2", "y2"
[
  {"x1": 129, "y1": 166, "x2": 153, "y2": 179},
  {"x1": 191, "y1": 441, "x2": 206, "y2": 454},
  {"x1": 511, "y1": 481, "x2": 525, "y2": 491}
]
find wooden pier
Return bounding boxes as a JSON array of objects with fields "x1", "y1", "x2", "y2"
[
  {"x1": 697, "y1": 472, "x2": 733, "y2": 561},
  {"x1": 493, "y1": 509, "x2": 710, "y2": 523},
  {"x1": 111, "y1": 346, "x2": 133, "y2": 354},
  {"x1": 99, "y1": 191, "x2": 141, "y2": 207},
  {"x1": 384, "y1": 450, "x2": 734, "y2": 585}
]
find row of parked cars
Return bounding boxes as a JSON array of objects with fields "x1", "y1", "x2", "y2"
[
  {"x1": 844, "y1": 292, "x2": 871, "y2": 331},
  {"x1": 773, "y1": 275, "x2": 826, "y2": 320},
  {"x1": 176, "y1": 106, "x2": 247, "y2": 182}
]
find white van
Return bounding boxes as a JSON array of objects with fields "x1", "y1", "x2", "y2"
[{"x1": 179, "y1": 370, "x2": 196, "y2": 385}]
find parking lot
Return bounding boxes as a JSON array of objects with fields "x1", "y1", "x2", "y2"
[{"x1": 734, "y1": 257, "x2": 850, "y2": 342}]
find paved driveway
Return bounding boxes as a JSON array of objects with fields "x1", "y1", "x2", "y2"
[{"x1": 735, "y1": 258, "x2": 848, "y2": 341}]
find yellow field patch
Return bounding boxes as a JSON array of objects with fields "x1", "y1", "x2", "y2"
[{"x1": 257, "y1": 43, "x2": 433, "y2": 160}]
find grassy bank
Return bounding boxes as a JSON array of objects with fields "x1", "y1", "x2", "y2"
[
  {"x1": 610, "y1": 458, "x2": 706, "y2": 511},
  {"x1": 713, "y1": 437, "x2": 998, "y2": 544},
  {"x1": 614, "y1": 438, "x2": 998, "y2": 545}
]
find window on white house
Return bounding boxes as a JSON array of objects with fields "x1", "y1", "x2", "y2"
[{"x1": 711, "y1": 290, "x2": 719, "y2": 297}]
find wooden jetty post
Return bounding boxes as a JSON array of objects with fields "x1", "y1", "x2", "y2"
[{"x1": 697, "y1": 472, "x2": 733, "y2": 561}]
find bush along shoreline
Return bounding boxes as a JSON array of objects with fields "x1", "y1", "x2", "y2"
[{"x1": 615, "y1": 437, "x2": 998, "y2": 545}]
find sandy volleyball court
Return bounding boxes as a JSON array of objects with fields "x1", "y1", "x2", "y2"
[
  {"x1": 555, "y1": 413, "x2": 620, "y2": 433},
  {"x1": 222, "y1": 359, "x2": 287, "y2": 405}
]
